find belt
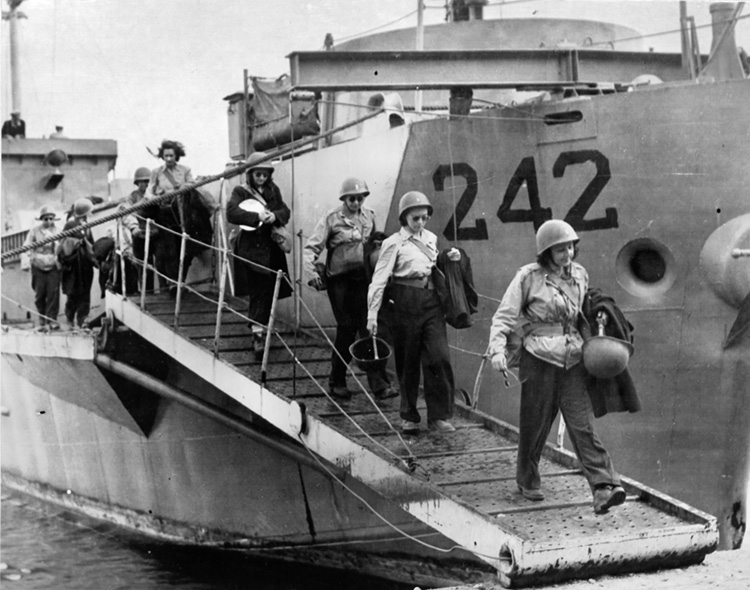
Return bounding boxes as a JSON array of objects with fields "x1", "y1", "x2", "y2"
[
  {"x1": 523, "y1": 322, "x2": 566, "y2": 337},
  {"x1": 391, "y1": 276, "x2": 434, "y2": 290}
]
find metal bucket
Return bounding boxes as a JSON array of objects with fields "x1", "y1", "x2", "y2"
[{"x1": 349, "y1": 336, "x2": 392, "y2": 372}]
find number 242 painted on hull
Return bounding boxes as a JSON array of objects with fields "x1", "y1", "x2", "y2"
[{"x1": 434, "y1": 150, "x2": 618, "y2": 240}]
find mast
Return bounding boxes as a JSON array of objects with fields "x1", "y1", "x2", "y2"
[
  {"x1": 2, "y1": 0, "x2": 26, "y2": 113},
  {"x1": 415, "y1": 0, "x2": 424, "y2": 112}
]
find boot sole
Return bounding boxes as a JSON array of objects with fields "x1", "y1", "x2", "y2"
[
  {"x1": 518, "y1": 486, "x2": 545, "y2": 501},
  {"x1": 595, "y1": 487, "x2": 626, "y2": 514}
]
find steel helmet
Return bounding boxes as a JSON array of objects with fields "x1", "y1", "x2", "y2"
[
  {"x1": 73, "y1": 198, "x2": 93, "y2": 218},
  {"x1": 245, "y1": 151, "x2": 274, "y2": 174},
  {"x1": 339, "y1": 177, "x2": 370, "y2": 200},
  {"x1": 398, "y1": 191, "x2": 433, "y2": 219},
  {"x1": 133, "y1": 167, "x2": 151, "y2": 183},
  {"x1": 536, "y1": 219, "x2": 579, "y2": 255},
  {"x1": 583, "y1": 335, "x2": 634, "y2": 378}
]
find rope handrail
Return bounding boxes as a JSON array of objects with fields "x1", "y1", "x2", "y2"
[
  {"x1": 1, "y1": 105, "x2": 385, "y2": 263},
  {"x1": 117, "y1": 243, "x2": 418, "y2": 465},
  {"x1": 1, "y1": 293, "x2": 62, "y2": 329},
  {"x1": 106, "y1": 213, "x2": 415, "y2": 459}
]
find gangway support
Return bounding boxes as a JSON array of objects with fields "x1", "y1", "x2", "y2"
[{"x1": 106, "y1": 291, "x2": 718, "y2": 587}]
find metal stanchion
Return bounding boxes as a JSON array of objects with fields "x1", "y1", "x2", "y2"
[
  {"x1": 295, "y1": 229, "x2": 304, "y2": 330},
  {"x1": 213, "y1": 247, "x2": 229, "y2": 358},
  {"x1": 557, "y1": 417, "x2": 567, "y2": 449},
  {"x1": 261, "y1": 270, "x2": 284, "y2": 386},
  {"x1": 140, "y1": 219, "x2": 151, "y2": 310},
  {"x1": 174, "y1": 231, "x2": 187, "y2": 329},
  {"x1": 118, "y1": 220, "x2": 127, "y2": 298}
]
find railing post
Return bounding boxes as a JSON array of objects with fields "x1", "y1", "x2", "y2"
[
  {"x1": 140, "y1": 219, "x2": 151, "y2": 310},
  {"x1": 557, "y1": 417, "x2": 567, "y2": 449},
  {"x1": 174, "y1": 231, "x2": 187, "y2": 329},
  {"x1": 118, "y1": 219, "x2": 127, "y2": 298},
  {"x1": 213, "y1": 247, "x2": 230, "y2": 358},
  {"x1": 261, "y1": 270, "x2": 284, "y2": 386},
  {"x1": 295, "y1": 229, "x2": 304, "y2": 330},
  {"x1": 217, "y1": 205, "x2": 235, "y2": 295}
]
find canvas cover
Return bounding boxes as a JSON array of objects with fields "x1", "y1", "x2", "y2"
[{"x1": 251, "y1": 75, "x2": 319, "y2": 151}]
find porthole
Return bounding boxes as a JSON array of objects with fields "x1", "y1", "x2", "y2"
[
  {"x1": 629, "y1": 248, "x2": 666, "y2": 283},
  {"x1": 616, "y1": 238, "x2": 676, "y2": 298},
  {"x1": 544, "y1": 111, "x2": 583, "y2": 125}
]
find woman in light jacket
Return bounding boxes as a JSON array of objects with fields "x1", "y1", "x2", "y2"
[
  {"x1": 366, "y1": 191, "x2": 458, "y2": 435},
  {"x1": 304, "y1": 177, "x2": 395, "y2": 401},
  {"x1": 487, "y1": 219, "x2": 625, "y2": 514}
]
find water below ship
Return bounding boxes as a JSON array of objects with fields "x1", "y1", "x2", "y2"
[{"x1": 0, "y1": 489, "x2": 409, "y2": 590}]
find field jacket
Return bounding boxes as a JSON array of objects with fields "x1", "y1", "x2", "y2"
[{"x1": 489, "y1": 262, "x2": 588, "y2": 369}]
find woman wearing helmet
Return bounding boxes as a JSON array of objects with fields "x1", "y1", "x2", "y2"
[
  {"x1": 366, "y1": 191, "x2": 458, "y2": 434},
  {"x1": 226, "y1": 152, "x2": 292, "y2": 359},
  {"x1": 303, "y1": 177, "x2": 396, "y2": 401},
  {"x1": 487, "y1": 219, "x2": 625, "y2": 514},
  {"x1": 113, "y1": 167, "x2": 155, "y2": 294},
  {"x1": 57, "y1": 198, "x2": 96, "y2": 330}
]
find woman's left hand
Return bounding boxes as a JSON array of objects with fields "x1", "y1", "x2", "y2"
[
  {"x1": 447, "y1": 247, "x2": 461, "y2": 262},
  {"x1": 264, "y1": 211, "x2": 276, "y2": 224}
]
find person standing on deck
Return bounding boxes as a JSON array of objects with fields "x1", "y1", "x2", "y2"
[
  {"x1": 115, "y1": 167, "x2": 157, "y2": 294},
  {"x1": 366, "y1": 191, "x2": 458, "y2": 434},
  {"x1": 226, "y1": 152, "x2": 292, "y2": 360},
  {"x1": 22, "y1": 206, "x2": 61, "y2": 331},
  {"x1": 148, "y1": 140, "x2": 193, "y2": 295},
  {"x1": 487, "y1": 219, "x2": 626, "y2": 514},
  {"x1": 49, "y1": 125, "x2": 67, "y2": 139},
  {"x1": 303, "y1": 177, "x2": 397, "y2": 401},
  {"x1": 2, "y1": 110, "x2": 25, "y2": 139},
  {"x1": 57, "y1": 199, "x2": 96, "y2": 330}
]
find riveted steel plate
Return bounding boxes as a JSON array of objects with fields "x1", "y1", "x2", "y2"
[
  {"x1": 498, "y1": 498, "x2": 691, "y2": 545},
  {"x1": 448, "y1": 473, "x2": 591, "y2": 514}
]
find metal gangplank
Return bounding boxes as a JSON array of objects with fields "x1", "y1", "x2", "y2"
[{"x1": 105, "y1": 287, "x2": 718, "y2": 588}]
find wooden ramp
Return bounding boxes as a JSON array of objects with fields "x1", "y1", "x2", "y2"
[{"x1": 106, "y1": 289, "x2": 718, "y2": 588}]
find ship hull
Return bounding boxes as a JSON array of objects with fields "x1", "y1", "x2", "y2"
[
  {"x1": 0, "y1": 331, "x2": 488, "y2": 589},
  {"x1": 273, "y1": 77, "x2": 750, "y2": 548}
]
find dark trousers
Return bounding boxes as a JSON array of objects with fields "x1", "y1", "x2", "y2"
[
  {"x1": 124, "y1": 256, "x2": 140, "y2": 295},
  {"x1": 155, "y1": 232, "x2": 201, "y2": 291},
  {"x1": 517, "y1": 350, "x2": 620, "y2": 491},
  {"x1": 31, "y1": 267, "x2": 60, "y2": 326},
  {"x1": 248, "y1": 273, "x2": 277, "y2": 332},
  {"x1": 109, "y1": 254, "x2": 139, "y2": 296},
  {"x1": 327, "y1": 272, "x2": 390, "y2": 393},
  {"x1": 65, "y1": 291, "x2": 91, "y2": 327},
  {"x1": 132, "y1": 234, "x2": 157, "y2": 292},
  {"x1": 389, "y1": 284, "x2": 454, "y2": 423}
]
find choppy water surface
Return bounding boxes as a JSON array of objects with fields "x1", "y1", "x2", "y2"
[{"x1": 1, "y1": 490, "x2": 410, "y2": 590}]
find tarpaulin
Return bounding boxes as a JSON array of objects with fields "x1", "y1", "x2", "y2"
[{"x1": 251, "y1": 75, "x2": 319, "y2": 151}]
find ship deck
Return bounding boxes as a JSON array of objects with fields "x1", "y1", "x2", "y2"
[{"x1": 105, "y1": 288, "x2": 719, "y2": 588}]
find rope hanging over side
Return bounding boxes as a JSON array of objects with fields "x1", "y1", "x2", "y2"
[{"x1": 1, "y1": 106, "x2": 385, "y2": 263}]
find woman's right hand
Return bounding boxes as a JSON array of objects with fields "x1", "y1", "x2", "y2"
[
  {"x1": 491, "y1": 352, "x2": 507, "y2": 373},
  {"x1": 308, "y1": 276, "x2": 324, "y2": 291},
  {"x1": 366, "y1": 319, "x2": 378, "y2": 336}
]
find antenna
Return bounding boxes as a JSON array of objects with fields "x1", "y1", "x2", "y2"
[{"x1": 2, "y1": 0, "x2": 27, "y2": 114}]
